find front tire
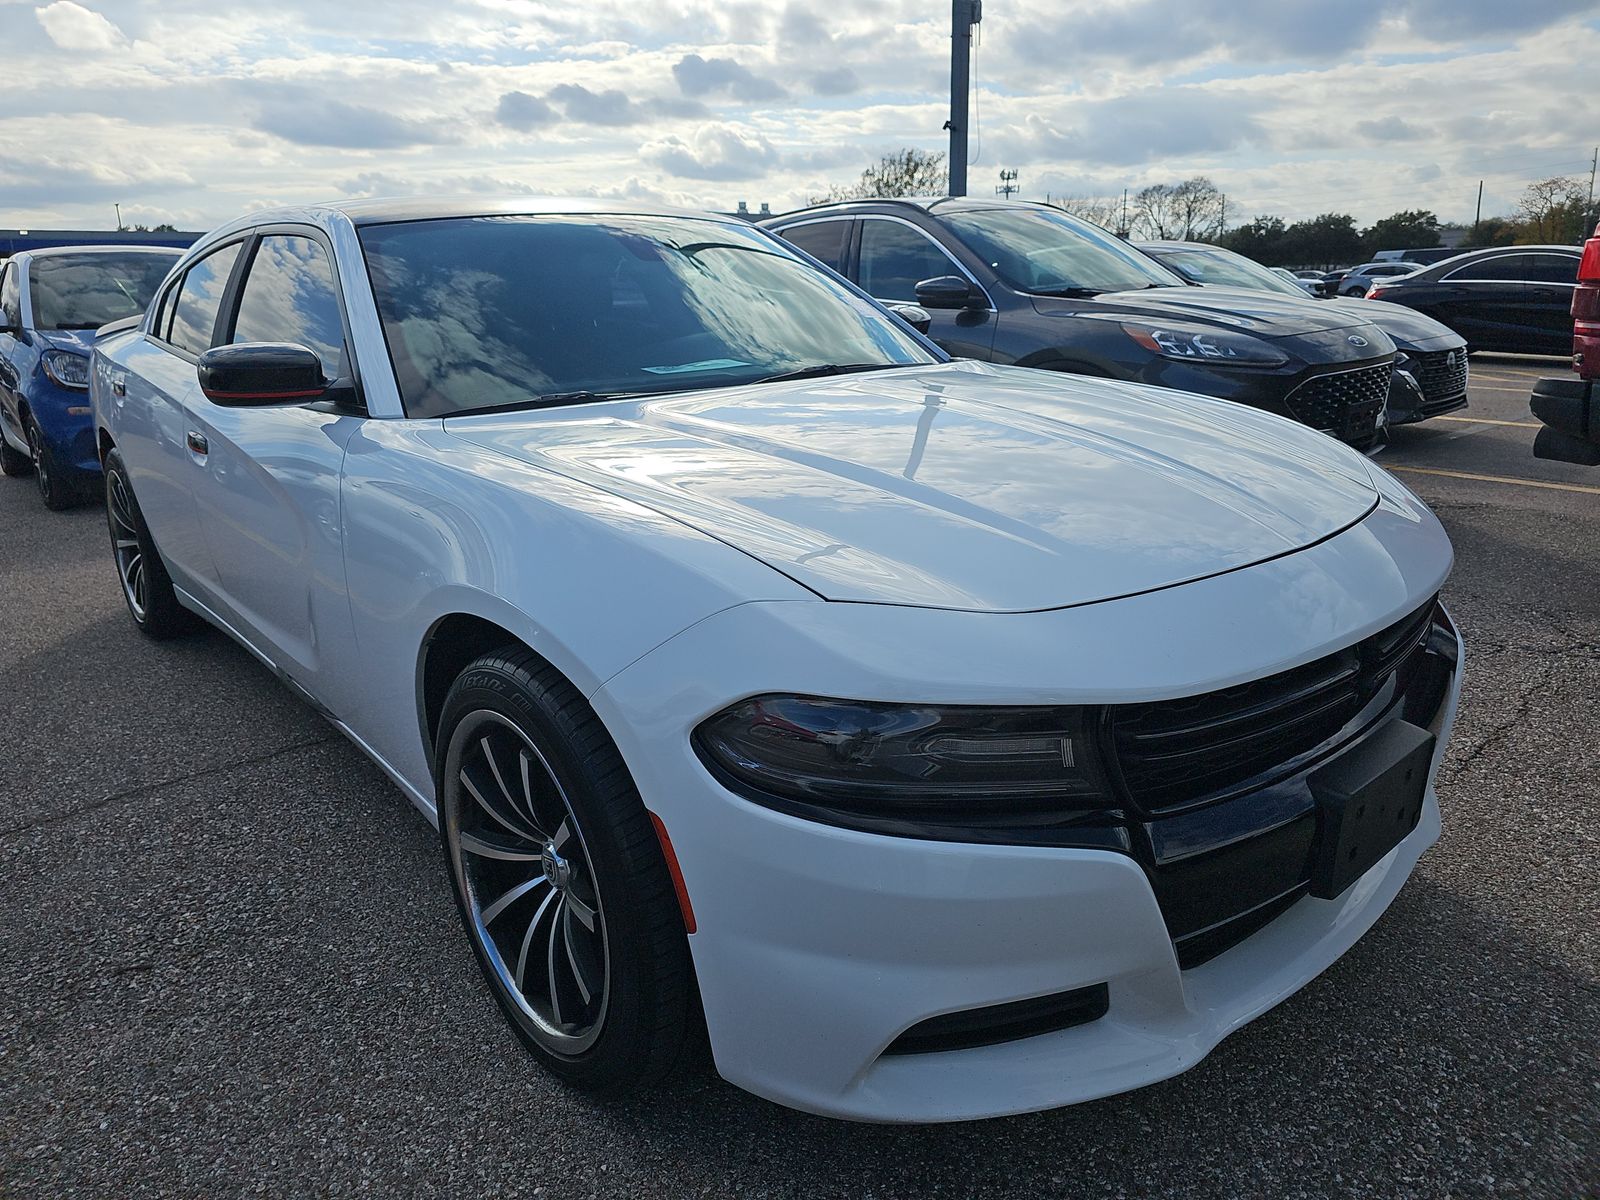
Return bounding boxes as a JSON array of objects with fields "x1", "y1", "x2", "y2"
[
  {"x1": 104, "y1": 447, "x2": 193, "y2": 639},
  {"x1": 437, "y1": 648, "x2": 695, "y2": 1096},
  {"x1": 26, "y1": 415, "x2": 77, "y2": 510}
]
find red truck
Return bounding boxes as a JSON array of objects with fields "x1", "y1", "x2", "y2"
[{"x1": 1532, "y1": 220, "x2": 1600, "y2": 463}]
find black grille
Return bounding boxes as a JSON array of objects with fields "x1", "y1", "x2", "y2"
[
  {"x1": 1410, "y1": 348, "x2": 1469, "y2": 411},
  {"x1": 1110, "y1": 599, "x2": 1438, "y2": 812},
  {"x1": 1284, "y1": 363, "x2": 1390, "y2": 444}
]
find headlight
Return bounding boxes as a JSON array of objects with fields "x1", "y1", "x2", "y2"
[
  {"x1": 41, "y1": 350, "x2": 90, "y2": 390},
  {"x1": 1120, "y1": 322, "x2": 1288, "y2": 367},
  {"x1": 695, "y1": 695, "x2": 1111, "y2": 824}
]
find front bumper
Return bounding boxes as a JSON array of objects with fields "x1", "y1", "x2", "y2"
[
  {"x1": 594, "y1": 497, "x2": 1459, "y2": 1122},
  {"x1": 27, "y1": 381, "x2": 100, "y2": 475}
]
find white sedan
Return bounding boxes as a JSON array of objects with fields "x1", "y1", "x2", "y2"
[{"x1": 90, "y1": 199, "x2": 1463, "y2": 1122}]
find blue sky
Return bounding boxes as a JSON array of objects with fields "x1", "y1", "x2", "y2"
[{"x1": 1, "y1": 0, "x2": 1596, "y2": 231}]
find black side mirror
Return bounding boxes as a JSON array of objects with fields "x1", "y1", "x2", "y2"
[
  {"x1": 888, "y1": 303, "x2": 933, "y2": 335},
  {"x1": 914, "y1": 275, "x2": 982, "y2": 310},
  {"x1": 197, "y1": 343, "x2": 326, "y2": 406}
]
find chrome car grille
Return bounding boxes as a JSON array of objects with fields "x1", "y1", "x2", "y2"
[
  {"x1": 1283, "y1": 363, "x2": 1390, "y2": 444},
  {"x1": 1411, "y1": 348, "x2": 1469, "y2": 410}
]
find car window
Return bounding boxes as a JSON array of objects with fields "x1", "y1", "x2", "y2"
[
  {"x1": 943, "y1": 206, "x2": 1184, "y2": 295},
  {"x1": 168, "y1": 242, "x2": 244, "y2": 356},
  {"x1": 27, "y1": 252, "x2": 177, "y2": 331},
  {"x1": 779, "y1": 221, "x2": 851, "y2": 273},
  {"x1": 1148, "y1": 246, "x2": 1303, "y2": 297},
  {"x1": 358, "y1": 213, "x2": 935, "y2": 418},
  {"x1": 1525, "y1": 253, "x2": 1579, "y2": 285},
  {"x1": 231, "y1": 235, "x2": 348, "y2": 379},
  {"x1": 858, "y1": 220, "x2": 962, "y2": 302},
  {"x1": 0, "y1": 264, "x2": 19, "y2": 330},
  {"x1": 1446, "y1": 254, "x2": 1531, "y2": 283}
]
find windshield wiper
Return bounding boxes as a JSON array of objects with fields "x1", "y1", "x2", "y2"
[
  {"x1": 1029, "y1": 286, "x2": 1104, "y2": 298},
  {"x1": 454, "y1": 390, "x2": 643, "y2": 417},
  {"x1": 748, "y1": 363, "x2": 900, "y2": 385}
]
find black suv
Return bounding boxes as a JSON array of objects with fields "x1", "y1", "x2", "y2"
[{"x1": 764, "y1": 198, "x2": 1397, "y2": 449}]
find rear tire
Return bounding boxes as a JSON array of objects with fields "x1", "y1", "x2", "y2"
[
  {"x1": 0, "y1": 431, "x2": 30, "y2": 477},
  {"x1": 104, "y1": 447, "x2": 194, "y2": 639},
  {"x1": 26, "y1": 415, "x2": 77, "y2": 510},
  {"x1": 437, "y1": 647, "x2": 696, "y2": 1096}
]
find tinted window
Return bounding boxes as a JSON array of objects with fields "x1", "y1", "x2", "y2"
[
  {"x1": 28, "y1": 252, "x2": 178, "y2": 331},
  {"x1": 1147, "y1": 246, "x2": 1303, "y2": 296},
  {"x1": 1526, "y1": 253, "x2": 1579, "y2": 285},
  {"x1": 359, "y1": 214, "x2": 934, "y2": 418},
  {"x1": 780, "y1": 221, "x2": 850, "y2": 272},
  {"x1": 1449, "y1": 254, "x2": 1531, "y2": 282},
  {"x1": 232, "y1": 235, "x2": 348, "y2": 378},
  {"x1": 944, "y1": 207, "x2": 1184, "y2": 295},
  {"x1": 169, "y1": 242, "x2": 244, "y2": 355},
  {"x1": 0, "y1": 264, "x2": 19, "y2": 330},
  {"x1": 858, "y1": 221, "x2": 958, "y2": 301}
]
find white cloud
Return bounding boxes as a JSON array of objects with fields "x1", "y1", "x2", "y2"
[
  {"x1": 34, "y1": 1, "x2": 126, "y2": 52},
  {"x1": 642, "y1": 123, "x2": 781, "y2": 180}
]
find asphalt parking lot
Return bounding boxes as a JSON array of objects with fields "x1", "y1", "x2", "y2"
[{"x1": 3, "y1": 358, "x2": 1597, "y2": 1199}]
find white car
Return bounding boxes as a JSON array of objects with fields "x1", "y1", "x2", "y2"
[{"x1": 90, "y1": 199, "x2": 1463, "y2": 1123}]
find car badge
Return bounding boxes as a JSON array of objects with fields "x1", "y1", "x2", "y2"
[{"x1": 1347, "y1": 335, "x2": 1368, "y2": 347}]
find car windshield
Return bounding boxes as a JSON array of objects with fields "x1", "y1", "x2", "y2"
[
  {"x1": 1151, "y1": 246, "x2": 1306, "y2": 298},
  {"x1": 358, "y1": 214, "x2": 937, "y2": 418},
  {"x1": 941, "y1": 207, "x2": 1185, "y2": 296},
  {"x1": 29, "y1": 252, "x2": 178, "y2": 330}
]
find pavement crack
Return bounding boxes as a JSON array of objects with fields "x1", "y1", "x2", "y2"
[{"x1": 0, "y1": 734, "x2": 339, "y2": 840}]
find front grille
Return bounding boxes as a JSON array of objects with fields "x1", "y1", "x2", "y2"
[
  {"x1": 1411, "y1": 348, "x2": 1469, "y2": 410},
  {"x1": 1284, "y1": 363, "x2": 1390, "y2": 444},
  {"x1": 1110, "y1": 598, "x2": 1439, "y2": 812}
]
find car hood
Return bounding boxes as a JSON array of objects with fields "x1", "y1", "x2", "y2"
[
  {"x1": 445, "y1": 362, "x2": 1381, "y2": 612},
  {"x1": 34, "y1": 328, "x2": 94, "y2": 354},
  {"x1": 1033, "y1": 285, "x2": 1375, "y2": 339},
  {"x1": 1320, "y1": 296, "x2": 1464, "y2": 351}
]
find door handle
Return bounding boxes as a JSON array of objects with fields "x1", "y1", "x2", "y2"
[
  {"x1": 111, "y1": 374, "x2": 126, "y2": 397},
  {"x1": 186, "y1": 431, "x2": 209, "y2": 456}
]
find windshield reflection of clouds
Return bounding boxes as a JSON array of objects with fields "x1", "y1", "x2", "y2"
[
  {"x1": 30, "y1": 253, "x2": 176, "y2": 330},
  {"x1": 946, "y1": 209, "x2": 1182, "y2": 295},
  {"x1": 170, "y1": 243, "x2": 242, "y2": 351},
  {"x1": 359, "y1": 215, "x2": 931, "y2": 418}
]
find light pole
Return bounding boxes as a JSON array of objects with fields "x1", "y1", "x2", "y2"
[{"x1": 946, "y1": 0, "x2": 982, "y2": 197}]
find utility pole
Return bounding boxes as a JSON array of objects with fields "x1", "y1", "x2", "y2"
[
  {"x1": 996, "y1": 169, "x2": 1018, "y2": 198},
  {"x1": 945, "y1": 0, "x2": 982, "y2": 196},
  {"x1": 114, "y1": 202, "x2": 123, "y2": 231},
  {"x1": 1474, "y1": 180, "x2": 1483, "y2": 229},
  {"x1": 1588, "y1": 147, "x2": 1597, "y2": 225},
  {"x1": 1120, "y1": 188, "x2": 1129, "y2": 237}
]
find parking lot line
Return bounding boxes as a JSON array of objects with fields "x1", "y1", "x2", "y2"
[
  {"x1": 1388, "y1": 465, "x2": 1600, "y2": 496},
  {"x1": 1433, "y1": 416, "x2": 1540, "y2": 429}
]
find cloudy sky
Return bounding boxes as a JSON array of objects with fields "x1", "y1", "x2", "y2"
[{"x1": 2, "y1": 0, "x2": 1597, "y2": 232}]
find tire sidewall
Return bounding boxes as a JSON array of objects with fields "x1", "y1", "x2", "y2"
[{"x1": 437, "y1": 658, "x2": 684, "y2": 1088}]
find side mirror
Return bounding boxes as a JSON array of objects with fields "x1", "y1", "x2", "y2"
[
  {"x1": 914, "y1": 275, "x2": 983, "y2": 310},
  {"x1": 197, "y1": 343, "x2": 327, "y2": 406},
  {"x1": 1311, "y1": 282, "x2": 1328, "y2": 298},
  {"x1": 888, "y1": 303, "x2": 933, "y2": 335}
]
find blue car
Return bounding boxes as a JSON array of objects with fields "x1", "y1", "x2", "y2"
[{"x1": 1, "y1": 246, "x2": 180, "y2": 508}]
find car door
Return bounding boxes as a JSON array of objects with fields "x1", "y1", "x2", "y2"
[
  {"x1": 112, "y1": 239, "x2": 247, "y2": 596},
  {"x1": 1522, "y1": 251, "x2": 1580, "y2": 354},
  {"x1": 183, "y1": 227, "x2": 365, "y2": 691},
  {"x1": 1434, "y1": 253, "x2": 1533, "y2": 351},
  {"x1": 853, "y1": 217, "x2": 998, "y2": 360},
  {"x1": 0, "y1": 261, "x2": 25, "y2": 450}
]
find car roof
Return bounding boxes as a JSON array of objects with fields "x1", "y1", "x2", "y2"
[
  {"x1": 267, "y1": 195, "x2": 733, "y2": 228},
  {"x1": 13, "y1": 244, "x2": 183, "y2": 261},
  {"x1": 764, "y1": 196, "x2": 1050, "y2": 223}
]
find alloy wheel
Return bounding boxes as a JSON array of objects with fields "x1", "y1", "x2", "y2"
[
  {"x1": 26, "y1": 420, "x2": 49, "y2": 503},
  {"x1": 108, "y1": 470, "x2": 147, "y2": 620},
  {"x1": 444, "y1": 711, "x2": 610, "y2": 1053}
]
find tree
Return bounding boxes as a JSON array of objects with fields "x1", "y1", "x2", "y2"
[
  {"x1": 1461, "y1": 217, "x2": 1519, "y2": 248},
  {"x1": 1361, "y1": 209, "x2": 1441, "y2": 258},
  {"x1": 1280, "y1": 213, "x2": 1361, "y2": 269},
  {"x1": 1517, "y1": 176, "x2": 1587, "y2": 243},
  {"x1": 811, "y1": 148, "x2": 947, "y2": 203},
  {"x1": 1219, "y1": 216, "x2": 1288, "y2": 263},
  {"x1": 1045, "y1": 194, "x2": 1123, "y2": 232},
  {"x1": 1131, "y1": 183, "x2": 1180, "y2": 239},
  {"x1": 1170, "y1": 176, "x2": 1228, "y2": 241}
]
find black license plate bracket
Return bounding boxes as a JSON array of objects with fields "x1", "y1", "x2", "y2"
[{"x1": 1309, "y1": 719, "x2": 1435, "y2": 900}]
